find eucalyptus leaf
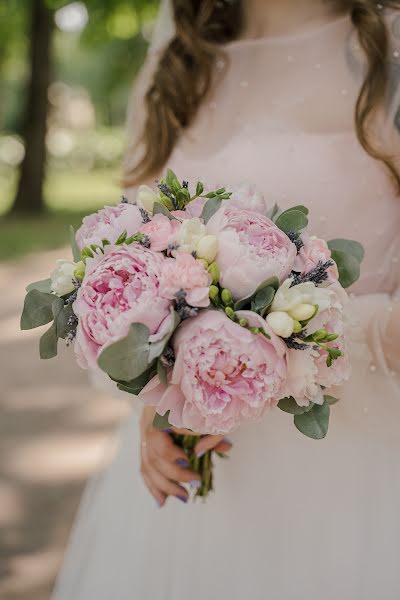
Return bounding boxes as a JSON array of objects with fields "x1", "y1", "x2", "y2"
[
  {"x1": 330, "y1": 249, "x2": 360, "y2": 288},
  {"x1": 148, "y1": 311, "x2": 181, "y2": 363},
  {"x1": 153, "y1": 202, "x2": 174, "y2": 220},
  {"x1": 21, "y1": 290, "x2": 56, "y2": 330},
  {"x1": 252, "y1": 286, "x2": 276, "y2": 315},
  {"x1": 234, "y1": 277, "x2": 279, "y2": 311},
  {"x1": 275, "y1": 209, "x2": 308, "y2": 234},
  {"x1": 56, "y1": 303, "x2": 75, "y2": 339},
  {"x1": 324, "y1": 394, "x2": 339, "y2": 405},
  {"x1": 69, "y1": 225, "x2": 81, "y2": 262},
  {"x1": 39, "y1": 321, "x2": 58, "y2": 359},
  {"x1": 278, "y1": 397, "x2": 315, "y2": 415},
  {"x1": 157, "y1": 358, "x2": 168, "y2": 385},
  {"x1": 26, "y1": 278, "x2": 52, "y2": 294},
  {"x1": 289, "y1": 205, "x2": 309, "y2": 216},
  {"x1": 200, "y1": 197, "x2": 223, "y2": 223},
  {"x1": 153, "y1": 411, "x2": 172, "y2": 430},
  {"x1": 166, "y1": 168, "x2": 180, "y2": 192},
  {"x1": 327, "y1": 239, "x2": 365, "y2": 263},
  {"x1": 117, "y1": 366, "x2": 157, "y2": 396},
  {"x1": 97, "y1": 323, "x2": 151, "y2": 381},
  {"x1": 294, "y1": 401, "x2": 330, "y2": 440}
]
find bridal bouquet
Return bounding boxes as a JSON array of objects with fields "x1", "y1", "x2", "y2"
[{"x1": 21, "y1": 169, "x2": 363, "y2": 498}]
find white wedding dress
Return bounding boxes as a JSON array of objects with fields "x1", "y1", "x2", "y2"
[{"x1": 52, "y1": 11, "x2": 400, "y2": 600}]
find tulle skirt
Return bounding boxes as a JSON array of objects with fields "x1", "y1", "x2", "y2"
[{"x1": 52, "y1": 295, "x2": 400, "y2": 600}]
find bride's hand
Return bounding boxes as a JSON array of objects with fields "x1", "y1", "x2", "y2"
[{"x1": 139, "y1": 406, "x2": 232, "y2": 507}]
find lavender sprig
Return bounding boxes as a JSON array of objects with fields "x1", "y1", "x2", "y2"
[
  {"x1": 290, "y1": 260, "x2": 334, "y2": 287},
  {"x1": 175, "y1": 289, "x2": 199, "y2": 320}
]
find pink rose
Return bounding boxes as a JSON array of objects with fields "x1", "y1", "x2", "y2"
[
  {"x1": 207, "y1": 206, "x2": 297, "y2": 299},
  {"x1": 229, "y1": 183, "x2": 266, "y2": 214},
  {"x1": 140, "y1": 310, "x2": 288, "y2": 435},
  {"x1": 159, "y1": 253, "x2": 211, "y2": 308},
  {"x1": 139, "y1": 213, "x2": 180, "y2": 252},
  {"x1": 75, "y1": 203, "x2": 143, "y2": 250},
  {"x1": 294, "y1": 235, "x2": 338, "y2": 283},
  {"x1": 73, "y1": 244, "x2": 172, "y2": 369}
]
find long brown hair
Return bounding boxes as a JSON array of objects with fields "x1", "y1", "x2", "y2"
[{"x1": 124, "y1": 0, "x2": 400, "y2": 190}]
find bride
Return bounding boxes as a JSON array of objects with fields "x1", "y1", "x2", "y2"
[{"x1": 53, "y1": 1, "x2": 400, "y2": 598}]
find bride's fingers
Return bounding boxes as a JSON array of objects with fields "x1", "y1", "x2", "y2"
[
  {"x1": 214, "y1": 438, "x2": 233, "y2": 455},
  {"x1": 194, "y1": 434, "x2": 227, "y2": 457},
  {"x1": 155, "y1": 454, "x2": 201, "y2": 486},
  {"x1": 146, "y1": 466, "x2": 189, "y2": 503},
  {"x1": 141, "y1": 471, "x2": 166, "y2": 508}
]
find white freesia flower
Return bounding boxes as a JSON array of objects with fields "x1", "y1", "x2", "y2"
[
  {"x1": 266, "y1": 311, "x2": 295, "y2": 338},
  {"x1": 50, "y1": 259, "x2": 76, "y2": 296},
  {"x1": 196, "y1": 234, "x2": 218, "y2": 263},
  {"x1": 271, "y1": 279, "x2": 334, "y2": 314},
  {"x1": 136, "y1": 185, "x2": 160, "y2": 214},
  {"x1": 177, "y1": 217, "x2": 207, "y2": 255},
  {"x1": 288, "y1": 303, "x2": 316, "y2": 321}
]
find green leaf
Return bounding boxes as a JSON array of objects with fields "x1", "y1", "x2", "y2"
[
  {"x1": 116, "y1": 230, "x2": 127, "y2": 245},
  {"x1": 148, "y1": 311, "x2": 181, "y2": 363},
  {"x1": 278, "y1": 397, "x2": 315, "y2": 415},
  {"x1": 153, "y1": 411, "x2": 171, "y2": 430},
  {"x1": 26, "y1": 278, "x2": 52, "y2": 294},
  {"x1": 56, "y1": 303, "x2": 75, "y2": 339},
  {"x1": 165, "y1": 168, "x2": 180, "y2": 193},
  {"x1": 324, "y1": 394, "x2": 339, "y2": 405},
  {"x1": 234, "y1": 277, "x2": 279, "y2": 310},
  {"x1": 328, "y1": 239, "x2": 364, "y2": 263},
  {"x1": 289, "y1": 205, "x2": 309, "y2": 216},
  {"x1": 21, "y1": 290, "x2": 56, "y2": 330},
  {"x1": 116, "y1": 366, "x2": 157, "y2": 396},
  {"x1": 294, "y1": 402, "x2": 330, "y2": 440},
  {"x1": 69, "y1": 226, "x2": 81, "y2": 262},
  {"x1": 39, "y1": 321, "x2": 58, "y2": 359},
  {"x1": 97, "y1": 323, "x2": 151, "y2": 381},
  {"x1": 251, "y1": 286, "x2": 276, "y2": 315},
  {"x1": 153, "y1": 202, "x2": 174, "y2": 220},
  {"x1": 200, "y1": 197, "x2": 223, "y2": 223},
  {"x1": 330, "y1": 249, "x2": 361, "y2": 288},
  {"x1": 275, "y1": 209, "x2": 308, "y2": 233},
  {"x1": 157, "y1": 358, "x2": 168, "y2": 385}
]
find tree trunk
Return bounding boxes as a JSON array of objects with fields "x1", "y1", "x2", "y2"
[{"x1": 11, "y1": 0, "x2": 53, "y2": 215}]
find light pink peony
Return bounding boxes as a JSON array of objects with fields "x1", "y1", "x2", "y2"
[
  {"x1": 73, "y1": 244, "x2": 172, "y2": 369},
  {"x1": 159, "y1": 253, "x2": 211, "y2": 308},
  {"x1": 139, "y1": 213, "x2": 180, "y2": 252},
  {"x1": 206, "y1": 206, "x2": 297, "y2": 299},
  {"x1": 140, "y1": 310, "x2": 288, "y2": 435},
  {"x1": 294, "y1": 235, "x2": 338, "y2": 283},
  {"x1": 75, "y1": 203, "x2": 143, "y2": 250},
  {"x1": 229, "y1": 183, "x2": 266, "y2": 214},
  {"x1": 284, "y1": 348, "x2": 324, "y2": 407}
]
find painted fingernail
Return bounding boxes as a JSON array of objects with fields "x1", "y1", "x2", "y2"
[
  {"x1": 176, "y1": 458, "x2": 189, "y2": 468},
  {"x1": 162, "y1": 428, "x2": 172, "y2": 433},
  {"x1": 176, "y1": 495, "x2": 188, "y2": 504},
  {"x1": 190, "y1": 480, "x2": 201, "y2": 490},
  {"x1": 196, "y1": 449, "x2": 205, "y2": 458},
  {"x1": 223, "y1": 437, "x2": 233, "y2": 446}
]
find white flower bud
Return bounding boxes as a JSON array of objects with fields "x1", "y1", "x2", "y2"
[
  {"x1": 50, "y1": 260, "x2": 76, "y2": 296},
  {"x1": 196, "y1": 234, "x2": 218, "y2": 263},
  {"x1": 136, "y1": 185, "x2": 160, "y2": 214},
  {"x1": 177, "y1": 218, "x2": 207, "y2": 255},
  {"x1": 266, "y1": 311, "x2": 295, "y2": 338},
  {"x1": 288, "y1": 303, "x2": 316, "y2": 321}
]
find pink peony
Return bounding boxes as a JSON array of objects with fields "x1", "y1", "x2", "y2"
[
  {"x1": 284, "y1": 348, "x2": 324, "y2": 407},
  {"x1": 140, "y1": 310, "x2": 288, "y2": 435},
  {"x1": 73, "y1": 244, "x2": 172, "y2": 369},
  {"x1": 139, "y1": 213, "x2": 180, "y2": 252},
  {"x1": 229, "y1": 183, "x2": 267, "y2": 214},
  {"x1": 294, "y1": 235, "x2": 338, "y2": 283},
  {"x1": 75, "y1": 203, "x2": 143, "y2": 250},
  {"x1": 159, "y1": 253, "x2": 211, "y2": 308},
  {"x1": 206, "y1": 206, "x2": 297, "y2": 299}
]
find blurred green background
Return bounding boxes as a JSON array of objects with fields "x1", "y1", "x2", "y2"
[{"x1": 0, "y1": 0, "x2": 159, "y2": 260}]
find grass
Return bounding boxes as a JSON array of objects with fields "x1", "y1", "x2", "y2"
[{"x1": 0, "y1": 166, "x2": 122, "y2": 261}]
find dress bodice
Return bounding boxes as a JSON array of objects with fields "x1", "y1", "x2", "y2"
[{"x1": 166, "y1": 13, "x2": 400, "y2": 295}]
